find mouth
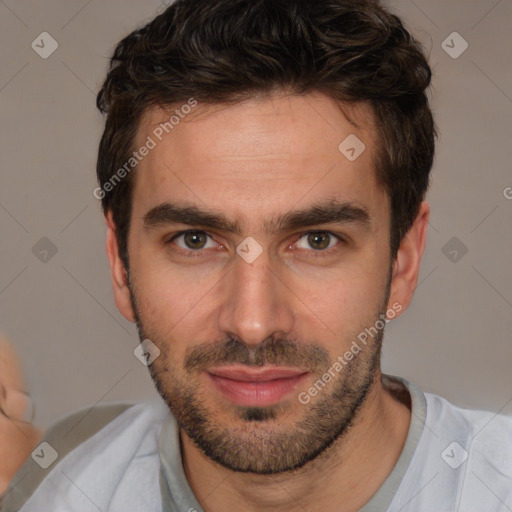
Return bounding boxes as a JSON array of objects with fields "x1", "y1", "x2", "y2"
[{"x1": 206, "y1": 365, "x2": 310, "y2": 407}]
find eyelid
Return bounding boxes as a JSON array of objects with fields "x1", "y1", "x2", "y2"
[
  {"x1": 293, "y1": 230, "x2": 344, "y2": 253},
  {"x1": 165, "y1": 229, "x2": 344, "y2": 241},
  {"x1": 165, "y1": 229, "x2": 345, "y2": 255},
  {"x1": 166, "y1": 230, "x2": 220, "y2": 249}
]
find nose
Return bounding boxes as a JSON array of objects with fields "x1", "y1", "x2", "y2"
[{"x1": 216, "y1": 248, "x2": 295, "y2": 346}]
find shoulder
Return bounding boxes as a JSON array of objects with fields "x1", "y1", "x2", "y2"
[
  {"x1": 425, "y1": 391, "x2": 512, "y2": 471},
  {"x1": 1, "y1": 400, "x2": 169, "y2": 512},
  {"x1": 425, "y1": 391, "x2": 512, "y2": 447},
  {"x1": 386, "y1": 379, "x2": 512, "y2": 511},
  {"x1": 417, "y1": 391, "x2": 512, "y2": 509}
]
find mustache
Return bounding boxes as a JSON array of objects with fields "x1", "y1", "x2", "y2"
[{"x1": 184, "y1": 336, "x2": 330, "y2": 374}]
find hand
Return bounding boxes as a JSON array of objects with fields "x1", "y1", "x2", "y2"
[{"x1": 0, "y1": 335, "x2": 41, "y2": 495}]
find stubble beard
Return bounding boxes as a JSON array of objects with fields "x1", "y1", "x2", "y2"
[{"x1": 127, "y1": 268, "x2": 389, "y2": 475}]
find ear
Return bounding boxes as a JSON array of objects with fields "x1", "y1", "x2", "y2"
[
  {"x1": 387, "y1": 201, "x2": 430, "y2": 317},
  {"x1": 105, "y1": 212, "x2": 135, "y2": 323}
]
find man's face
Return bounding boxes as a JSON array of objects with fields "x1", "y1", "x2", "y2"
[{"x1": 122, "y1": 91, "x2": 395, "y2": 474}]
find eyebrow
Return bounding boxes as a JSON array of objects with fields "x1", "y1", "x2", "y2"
[{"x1": 142, "y1": 198, "x2": 371, "y2": 235}]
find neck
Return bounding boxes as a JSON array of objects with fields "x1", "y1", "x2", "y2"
[{"x1": 180, "y1": 371, "x2": 411, "y2": 512}]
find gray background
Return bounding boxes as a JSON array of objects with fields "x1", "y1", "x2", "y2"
[{"x1": 0, "y1": 0, "x2": 511, "y2": 429}]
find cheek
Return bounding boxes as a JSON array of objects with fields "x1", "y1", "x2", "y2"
[
  {"x1": 284, "y1": 269, "x2": 388, "y2": 366},
  {"x1": 130, "y1": 260, "x2": 218, "y2": 352},
  {"x1": 132, "y1": 240, "x2": 223, "y2": 298},
  {"x1": 289, "y1": 260, "x2": 386, "y2": 320}
]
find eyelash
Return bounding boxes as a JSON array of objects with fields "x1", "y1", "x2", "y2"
[{"x1": 165, "y1": 230, "x2": 345, "y2": 259}]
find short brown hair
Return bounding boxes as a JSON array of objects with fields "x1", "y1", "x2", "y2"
[{"x1": 96, "y1": 0, "x2": 436, "y2": 268}]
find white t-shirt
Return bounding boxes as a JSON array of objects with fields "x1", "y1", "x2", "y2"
[{"x1": 2, "y1": 375, "x2": 512, "y2": 511}]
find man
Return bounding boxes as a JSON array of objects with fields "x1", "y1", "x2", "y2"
[{"x1": 3, "y1": 0, "x2": 512, "y2": 510}]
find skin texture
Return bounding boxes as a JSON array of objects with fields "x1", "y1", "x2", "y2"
[
  {"x1": 0, "y1": 336, "x2": 41, "y2": 495},
  {"x1": 106, "y1": 91, "x2": 429, "y2": 511}
]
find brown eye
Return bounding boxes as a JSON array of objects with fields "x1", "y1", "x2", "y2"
[
  {"x1": 183, "y1": 231, "x2": 208, "y2": 249},
  {"x1": 307, "y1": 232, "x2": 331, "y2": 250},
  {"x1": 296, "y1": 231, "x2": 340, "y2": 252},
  {"x1": 169, "y1": 230, "x2": 218, "y2": 252}
]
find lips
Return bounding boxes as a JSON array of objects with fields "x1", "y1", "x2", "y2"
[
  {"x1": 208, "y1": 366, "x2": 308, "y2": 381},
  {"x1": 206, "y1": 365, "x2": 309, "y2": 407}
]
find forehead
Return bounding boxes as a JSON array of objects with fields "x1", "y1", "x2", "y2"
[{"x1": 131, "y1": 91, "x2": 386, "y2": 227}]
